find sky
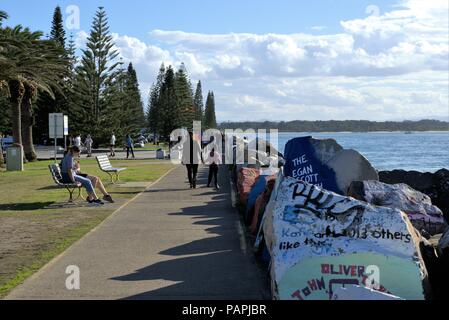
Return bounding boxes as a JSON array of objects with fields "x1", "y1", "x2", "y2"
[{"x1": 2, "y1": 0, "x2": 448, "y2": 122}]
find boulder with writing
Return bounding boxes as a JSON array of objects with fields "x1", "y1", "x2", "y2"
[
  {"x1": 331, "y1": 285, "x2": 404, "y2": 300},
  {"x1": 348, "y1": 180, "x2": 447, "y2": 236},
  {"x1": 283, "y1": 137, "x2": 378, "y2": 195},
  {"x1": 263, "y1": 174, "x2": 430, "y2": 300}
]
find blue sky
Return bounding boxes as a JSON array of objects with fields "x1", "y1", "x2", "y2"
[
  {"x1": 1, "y1": 0, "x2": 448, "y2": 122},
  {"x1": 2, "y1": 0, "x2": 394, "y2": 37}
]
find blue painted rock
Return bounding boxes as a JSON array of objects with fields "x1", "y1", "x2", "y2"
[{"x1": 283, "y1": 137, "x2": 378, "y2": 195}]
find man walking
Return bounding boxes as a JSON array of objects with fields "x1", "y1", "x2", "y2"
[
  {"x1": 182, "y1": 131, "x2": 202, "y2": 189},
  {"x1": 126, "y1": 134, "x2": 135, "y2": 159}
]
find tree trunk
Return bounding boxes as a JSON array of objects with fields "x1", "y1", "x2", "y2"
[
  {"x1": 21, "y1": 95, "x2": 37, "y2": 162},
  {"x1": 9, "y1": 80, "x2": 24, "y2": 146},
  {"x1": 0, "y1": 142, "x2": 4, "y2": 168}
]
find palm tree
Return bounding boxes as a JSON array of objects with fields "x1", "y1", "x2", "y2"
[{"x1": 0, "y1": 20, "x2": 68, "y2": 160}]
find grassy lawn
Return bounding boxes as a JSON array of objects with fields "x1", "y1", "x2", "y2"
[{"x1": 0, "y1": 158, "x2": 174, "y2": 298}]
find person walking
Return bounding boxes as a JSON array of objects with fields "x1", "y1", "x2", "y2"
[
  {"x1": 204, "y1": 147, "x2": 221, "y2": 189},
  {"x1": 85, "y1": 134, "x2": 93, "y2": 157},
  {"x1": 126, "y1": 134, "x2": 135, "y2": 159},
  {"x1": 181, "y1": 131, "x2": 202, "y2": 189},
  {"x1": 74, "y1": 134, "x2": 81, "y2": 147},
  {"x1": 109, "y1": 133, "x2": 116, "y2": 157}
]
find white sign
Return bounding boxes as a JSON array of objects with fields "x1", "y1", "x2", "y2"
[
  {"x1": 49, "y1": 113, "x2": 65, "y2": 139},
  {"x1": 64, "y1": 115, "x2": 69, "y2": 136}
]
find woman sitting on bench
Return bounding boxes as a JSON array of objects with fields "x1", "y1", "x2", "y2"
[
  {"x1": 60, "y1": 146, "x2": 105, "y2": 205},
  {"x1": 73, "y1": 158, "x2": 114, "y2": 203}
]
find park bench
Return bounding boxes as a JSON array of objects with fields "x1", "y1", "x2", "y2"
[
  {"x1": 48, "y1": 163, "x2": 82, "y2": 202},
  {"x1": 96, "y1": 155, "x2": 127, "y2": 183}
]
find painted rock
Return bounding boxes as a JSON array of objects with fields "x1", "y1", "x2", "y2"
[
  {"x1": 237, "y1": 167, "x2": 260, "y2": 205},
  {"x1": 348, "y1": 180, "x2": 447, "y2": 236},
  {"x1": 283, "y1": 137, "x2": 378, "y2": 195},
  {"x1": 379, "y1": 169, "x2": 449, "y2": 222},
  {"x1": 263, "y1": 174, "x2": 430, "y2": 300},
  {"x1": 331, "y1": 285, "x2": 404, "y2": 300}
]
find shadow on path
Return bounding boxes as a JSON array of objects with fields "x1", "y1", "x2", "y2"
[{"x1": 111, "y1": 166, "x2": 268, "y2": 300}]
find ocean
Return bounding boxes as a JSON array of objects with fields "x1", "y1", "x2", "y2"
[{"x1": 233, "y1": 131, "x2": 449, "y2": 173}]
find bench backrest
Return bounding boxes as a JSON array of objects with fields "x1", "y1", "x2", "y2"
[
  {"x1": 49, "y1": 163, "x2": 63, "y2": 185},
  {"x1": 96, "y1": 155, "x2": 113, "y2": 170}
]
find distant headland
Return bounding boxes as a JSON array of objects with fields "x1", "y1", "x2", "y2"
[{"x1": 218, "y1": 119, "x2": 449, "y2": 132}]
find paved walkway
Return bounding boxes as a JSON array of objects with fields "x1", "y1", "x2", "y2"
[{"x1": 6, "y1": 166, "x2": 269, "y2": 300}]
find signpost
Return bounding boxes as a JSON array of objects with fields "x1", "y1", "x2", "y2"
[{"x1": 49, "y1": 113, "x2": 68, "y2": 162}]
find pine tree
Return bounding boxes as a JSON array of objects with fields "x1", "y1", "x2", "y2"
[
  {"x1": 158, "y1": 66, "x2": 178, "y2": 139},
  {"x1": 70, "y1": 6, "x2": 119, "y2": 142},
  {"x1": 125, "y1": 62, "x2": 144, "y2": 132},
  {"x1": 50, "y1": 6, "x2": 66, "y2": 48},
  {"x1": 34, "y1": 7, "x2": 71, "y2": 144},
  {"x1": 204, "y1": 91, "x2": 217, "y2": 129},
  {"x1": 147, "y1": 63, "x2": 166, "y2": 138},
  {"x1": 174, "y1": 64, "x2": 195, "y2": 130},
  {"x1": 193, "y1": 80, "x2": 204, "y2": 123}
]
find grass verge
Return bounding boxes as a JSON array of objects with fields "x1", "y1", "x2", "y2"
[{"x1": 0, "y1": 158, "x2": 174, "y2": 298}]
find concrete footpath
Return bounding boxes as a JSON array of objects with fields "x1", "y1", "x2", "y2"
[{"x1": 6, "y1": 166, "x2": 269, "y2": 300}]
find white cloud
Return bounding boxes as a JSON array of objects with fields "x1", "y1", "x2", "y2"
[
  {"x1": 310, "y1": 26, "x2": 327, "y2": 31},
  {"x1": 79, "y1": 0, "x2": 448, "y2": 121}
]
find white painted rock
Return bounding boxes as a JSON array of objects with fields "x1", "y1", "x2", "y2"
[
  {"x1": 264, "y1": 174, "x2": 429, "y2": 300},
  {"x1": 331, "y1": 285, "x2": 404, "y2": 300},
  {"x1": 348, "y1": 180, "x2": 447, "y2": 236}
]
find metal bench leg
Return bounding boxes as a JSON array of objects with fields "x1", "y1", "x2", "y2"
[
  {"x1": 115, "y1": 172, "x2": 120, "y2": 183},
  {"x1": 107, "y1": 172, "x2": 114, "y2": 184},
  {"x1": 75, "y1": 187, "x2": 82, "y2": 201},
  {"x1": 67, "y1": 187, "x2": 75, "y2": 203}
]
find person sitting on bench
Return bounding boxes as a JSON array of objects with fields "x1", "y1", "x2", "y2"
[
  {"x1": 60, "y1": 146, "x2": 104, "y2": 205},
  {"x1": 73, "y1": 159, "x2": 114, "y2": 203}
]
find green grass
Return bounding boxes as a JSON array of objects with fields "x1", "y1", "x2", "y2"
[
  {"x1": 0, "y1": 158, "x2": 174, "y2": 298},
  {"x1": 0, "y1": 213, "x2": 108, "y2": 298}
]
